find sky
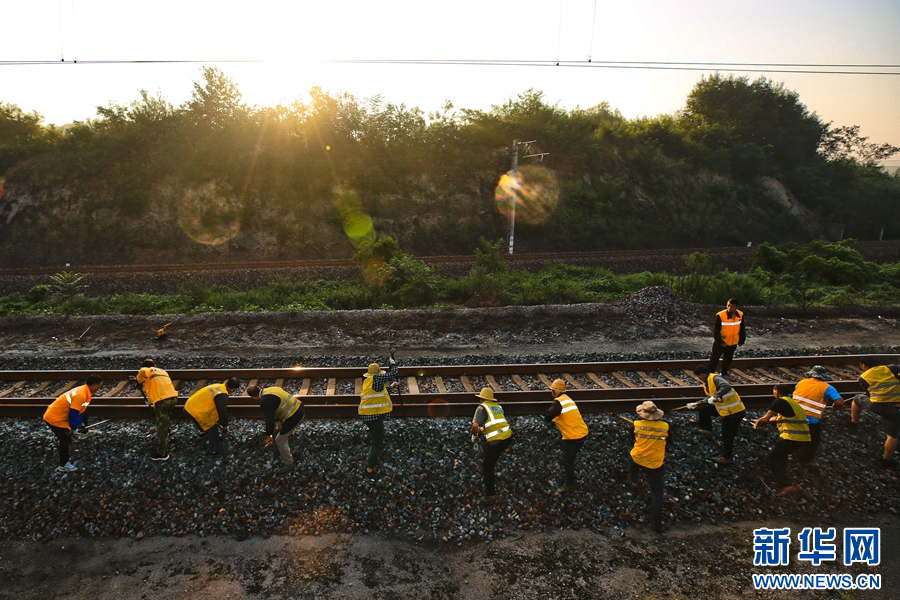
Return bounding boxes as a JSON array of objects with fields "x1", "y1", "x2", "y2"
[{"x1": 2, "y1": 0, "x2": 899, "y2": 162}]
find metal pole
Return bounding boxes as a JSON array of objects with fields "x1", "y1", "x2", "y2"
[{"x1": 508, "y1": 140, "x2": 519, "y2": 254}]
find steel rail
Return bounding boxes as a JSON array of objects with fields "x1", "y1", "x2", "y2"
[
  {"x1": 0, "y1": 354, "x2": 887, "y2": 419},
  {"x1": 1, "y1": 241, "x2": 897, "y2": 275}
]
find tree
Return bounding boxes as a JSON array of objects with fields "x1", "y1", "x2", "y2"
[
  {"x1": 818, "y1": 124, "x2": 900, "y2": 164},
  {"x1": 0, "y1": 103, "x2": 59, "y2": 174},
  {"x1": 184, "y1": 67, "x2": 246, "y2": 128},
  {"x1": 681, "y1": 74, "x2": 824, "y2": 171}
]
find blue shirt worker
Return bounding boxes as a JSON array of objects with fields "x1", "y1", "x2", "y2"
[
  {"x1": 246, "y1": 385, "x2": 305, "y2": 474},
  {"x1": 358, "y1": 359, "x2": 398, "y2": 476},
  {"x1": 791, "y1": 365, "x2": 843, "y2": 466}
]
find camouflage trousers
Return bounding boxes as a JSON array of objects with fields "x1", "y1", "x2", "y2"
[{"x1": 154, "y1": 397, "x2": 178, "y2": 455}]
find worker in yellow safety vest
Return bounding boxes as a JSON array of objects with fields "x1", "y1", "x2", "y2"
[
  {"x1": 754, "y1": 384, "x2": 811, "y2": 497},
  {"x1": 246, "y1": 384, "x2": 305, "y2": 474},
  {"x1": 42, "y1": 374, "x2": 104, "y2": 473},
  {"x1": 135, "y1": 358, "x2": 179, "y2": 462},
  {"x1": 708, "y1": 298, "x2": 745, "y2": 376},
  {"x1": 184, "y1": 377, "x2": 240, "y2": 456},
  {"x1": 358, "y1": 358, "x2": 398, "y2": 477},
  {"x1": 852, "y1": 357, "x2": 900, "y2": 468},
  {"x1": 471, "y1": 387, "x2": 513, "y2": 501},
  {"x1": 688, "y1": 365, "x2": 746, "y2": 465},
  {"x1": 543, "y1": 378, "x2": 589, "y2": 493},
  {"x1": 628, "y1": 401, "x2": 670, "y2": 533}
]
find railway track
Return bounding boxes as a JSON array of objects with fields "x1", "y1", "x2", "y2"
[
  {"x1": 2, "y1": 241, "x2": 897, "y2": 275},
  {"x1": 0, "y1": 354, "x2": 888, "y2": 420}
]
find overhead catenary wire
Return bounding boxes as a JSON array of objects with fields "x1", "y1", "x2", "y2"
[{"x1": 1, "y1": 58, "x2": 898, "y2": 76}]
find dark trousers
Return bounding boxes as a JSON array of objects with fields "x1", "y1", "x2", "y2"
[
  {"x1": 154, "y1": 397, "x2": 177, "y2": 455},
  {"x1": 629, "y1": 458, "x2": 665, "y2": 525},
  {"x1": 767, "y1": 438, "x2": 809, "y2": 488},
  {"x1": 798, "y1": 421, "x2": 821, "y2": 464},
  {"x1": 364, "y1": 418, "x2": 385, "y2": 469},
  {"x1": 47, "y1": 423, "x2": 72, "y2": 467},
  {"x1": 699, "y1": 405, "x2": 744, "y2": 459},
  {"x1": 189, "y1": 415, "x2": 222, "y2": 452},
  {"x1": 709, "y1": 342, "x2": 737, "y2": 375},
  {"x1": 483, "y1": 437, "x2": 513, "y2": 495},
  {"x1": 561, "y1": 436, "x2": 587, "y2": 486}
]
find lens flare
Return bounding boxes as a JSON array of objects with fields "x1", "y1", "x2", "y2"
[
  {"x1": 427, "y1": 398, "x2": 450, "y2": 418},
  {"x1": 177, "y1": 182, "x2": 242, "y2": 246},
  {"x1": 494, "y1": 164, "x2": 560, "y2": 225},
  {"x1": 335, "y1": 187, "x2": 375, "y2": 248}
]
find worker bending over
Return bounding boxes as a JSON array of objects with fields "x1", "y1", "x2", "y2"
[
  {"x1": 853, "y1": 357, "x2": 900, "y2": 468},
  {"x1": 43, "y1": 374, "x2": 104, "y2": 472},
  {"x1": 688, "y1": 365, "x2": 745, "y2": 465},
  {"x1": 246, "y1": 384, "x2": 305, "y2": 473},
  {"x1": 184, "y1": 378, "x2": 240, "y2": 456},
  {"x1": 135, "y1": 358, "x2": 179, "y2": 461}
]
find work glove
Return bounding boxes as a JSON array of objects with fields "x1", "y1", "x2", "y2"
[
  {"x1": 686, "y1": 402, "x2": 699, "y2": 410},
  {"x1": 264, "y1": 435, "x2": 274, "y2": 449},
  {"x1": 707, "y1": 396, "x2": 717, "y2": 404},
  {"x1": 220, "y1": 425, "x2": 229, "y2": 438}
]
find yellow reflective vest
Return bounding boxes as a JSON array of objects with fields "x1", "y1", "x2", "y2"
[
  {"x1": 775, "y1": 395, "x2": 811, "y2": 442},
  {"x1": 552, "y1": 393, "x2": 589, "y2": 440},
  {"x1": 359, "y1": 376, "x2": 392, "y2": 416},
  {"x1": 630, "y1": 419, "x2": 669, "y2": 469},
  {"x1": 185, "y1": 382, "x2": 228, "y2": 431},
  {"x1": 136, "y1": 366, "x2": 178, "y2": 405},
  {"x1": 703, "y1": 373, "x2": 745, "y2": 417},
  {"x1": 861, "y1": 365, "x2": 900, "y2": 404},
  {"x1": 717, "y1": 309, "x2": 743, "y2": 346},
  {"x1": 792, "y1": 378, "x2": 830, "y2": 420},
  {"x1": 262, "y1": 386, "x2": 302, "y2": 421},
  {"x1": 479, "y1": 400, "x2": 512, "y2": 442}
]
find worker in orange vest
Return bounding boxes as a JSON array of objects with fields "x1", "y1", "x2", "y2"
[
  {"x1": 708, "y1": 298, "x2": 745, "y2": 376},
  {"x1": 543, "y1": 379, "x2": 589, "y2": 493},
  {"x1": 42, "y1": 374, "x2": 104, "y2": 472}
]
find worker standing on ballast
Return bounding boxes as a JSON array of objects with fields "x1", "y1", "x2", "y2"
[
  {"x1": 184, "y1": 378, "x2": 240, "y2": 456},
  {"x1": 628, "y1": 401, "x2": 670, "y2": 533},
  {"x1": 688, "y1": 365, "x2": 745, "y2": 465},
  {"x1": 135, "y1": 358, "x2": 179, "y2": 461},
  {"x1": 42, "y1": 374, "x2": 104, "y2": 472},
  {"x1": 755, "y1": 383, "x2": 811, "y2": 497},
  {"x1": 471, "y1": 387, "x2": 513, "y2": 501},
  {"x1": 709, "y1": 298, "x2": 745, "y2": 376},
  {"x1": 246, "y1": 384, "x2": 305, "y2": 473},
  {"x1": 358, "y1": 358, "x2": 398, "y2": 477},
  {"x1": 543, "y1": 378, "x2": 589, "y2": 493}
]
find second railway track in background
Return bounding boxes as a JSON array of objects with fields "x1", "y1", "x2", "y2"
[{"x1": 1, "y1": 354, "x2": 891, "y2": 420}]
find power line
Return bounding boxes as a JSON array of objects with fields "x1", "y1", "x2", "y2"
[{"x1": 0, "y1": 57, "x2": 898, "y2": 75}]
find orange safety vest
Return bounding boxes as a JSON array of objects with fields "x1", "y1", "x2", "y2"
[
  {"x1": 552, "y1": 393, "x2": 589, "y2": 440},
  {"x1": 792, "y1": 378, "x2": 830, "y2": 419},
  {"x1": 630, "y1": 419, "x2": 669, "y2": 469},
  {"x1": 136, "y1": 366, "x2": 178, "y2": 405},
  {"x1": 702, "y1": 373, "x2": 745, "y2": 416},
  {"x1": 358, "y1": 376, "x2": 392, "y2": 416},
  {"x1": 717, "y1": 309, "x2": 743, "y2": 346},
  {"x1": 861, "y1": 366, "x2": 900, "y2": 404},
  {"x1": 43, "y1": 384, "x2": 93, "y2": 429}
]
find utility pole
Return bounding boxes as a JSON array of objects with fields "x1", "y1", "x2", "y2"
[{"x1": 507, "y1": 140, "x2": 547, "y2": 254}]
